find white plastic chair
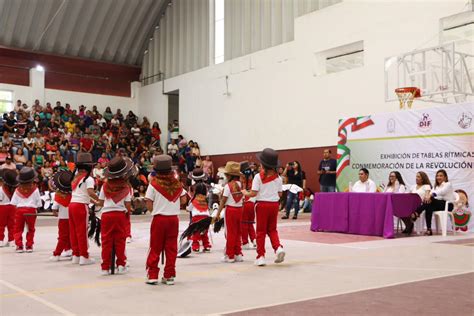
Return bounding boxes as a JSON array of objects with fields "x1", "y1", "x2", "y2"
[{"x1": 434, "y1": 195, "x2": 458, "y2": 237}]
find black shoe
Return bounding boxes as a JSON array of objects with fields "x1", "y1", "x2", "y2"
[
  {"x1": 281, "y1": 216, "x2": 289, "y2": 219},
  {"x1": 292, "y1": 216, "x2": 298, "y2": 220},
  {"x1": 405, "y1": 222, "x2": 414, "y2": 235}
]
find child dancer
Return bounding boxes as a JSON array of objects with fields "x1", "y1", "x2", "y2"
[
  {"x1": 242, "y1": 148, "x2": 285, "y2": 266},
  {"x1": 0, "y1": 170, "x2": 18, "y2": 247},
  {"x1": 69, "y1": 153, "x2": 99, "y2": 265},
  {"x1": 11, "y1": 167, "x2": 42, "y2": 253},
  {"x1": 187, "y1": 183, "x2": 211, "y2": 253},
  {"x1": 49, "y1": 170, "x2": 74, "y2": 261},
  {"x1": 97, "y1": 156, "x2": 134, "y2": 275},
  {"x1": 145, "y1": 155, "x2": 186, "y2": 285},
  {"x1": 216, "y1": 162, "x2": 244, "y2": 263},
  {"x1": 240, "y1": 161, "x2": 256, "y2": 249}
]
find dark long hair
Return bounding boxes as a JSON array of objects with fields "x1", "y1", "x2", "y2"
[
  {"x1": 293, "y1": 161, "x2": 302, "y2": 174},
  {"x1": 417, "y1": 171, "x2": 432, "y2": 188},
  {"x1": 435, "y1": 169, "x2": 448, "y2": 187},
  {"x1": 388, "y1": 171, "x2": 405, "y2": 186},
  {"x1": 191, "y1": 182, "x2": 207, "y2": 203},
  {"x1": 76, "y1": 164, "x2": 93, "y2": 186}
]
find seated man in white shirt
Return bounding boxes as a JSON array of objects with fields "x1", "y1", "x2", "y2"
[{"x1": 351, "y1": 168, "x2": 377, "y2": 193}]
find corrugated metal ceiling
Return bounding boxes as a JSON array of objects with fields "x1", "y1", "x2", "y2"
[{"x1": 0, "y1": 0, "x2": 166, "y2": 65}]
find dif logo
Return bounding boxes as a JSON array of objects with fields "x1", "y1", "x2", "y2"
[{"x1": 418, "y1": 113, "x2": 432, "y2": 131}]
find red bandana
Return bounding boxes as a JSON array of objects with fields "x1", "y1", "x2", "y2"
[
  {"x1": 2, "y1": 186, "x2": 14, "y2": 200},
  {"x1": 103, "y1": 179, "x2": 131, "y2": 203},
  {"x1": 191, "y1": 194, "x2": 208, "y2": 212},
  {"x1": 228, "y1": 180, "x2": 243, "y2": 203},
  {"x1": 72, "y1": 172, "x2": 87, "y2": 191},
  {"x1": 54, "y1": 191, "x2": 72, "y2": 207},
  {"x1": 150, "y1": 173, "x2": 183, "y2": 202},
  {"x1": 260, "y1": 170, "x2": 278, "y2": 184},
  {"x1": 16, "y1": 184, "x2": 37, "y2": 199}
]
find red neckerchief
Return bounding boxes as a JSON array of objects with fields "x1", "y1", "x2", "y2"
[
  {"x1": 54, "y1": 191, "x2": 72, "y2": 207},
  {"x1": 150, "y1": 173, "x2": 183, "y2": 202},
  {"x1": 242, "y1": 175, "x2": 253, "y2": 202},
  {"x1": 260, "y1": 170, "x2": 278, "y2": 184},
  {"x1": 16, "y1": 183, "x2": 37, "y2": 199},
  {"x1": 191, "y1": 194, "x2": 208, "y2": 212},
  {"x1": 2, "y1": 185, "x2": 14, "y2": 200},
  {"x1": 228, "y1": 180, "x2": 243, "y2": 203},
  {"x1": 103, "y1": 178, "x2": 131, "y2": 203},
  {"x1": 72, "y1": 171, "x2": 87, "y2": 191}
]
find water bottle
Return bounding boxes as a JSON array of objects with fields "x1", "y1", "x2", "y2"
[{"x1": 348, "y1": 182, "x2": 353, "y2": 192}]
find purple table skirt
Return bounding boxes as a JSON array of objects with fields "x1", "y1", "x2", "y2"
[{"x1": 311, "y1": 193, "x2": 421, "y2": 238}]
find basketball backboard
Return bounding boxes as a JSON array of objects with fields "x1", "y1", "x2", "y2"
[{"x1": 385, "y1": 43, "x2": 473, "y2": 104}]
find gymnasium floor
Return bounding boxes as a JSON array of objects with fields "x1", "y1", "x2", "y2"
[{"x1": 1, "y1": 213, "x2": 473, "y2": 315}]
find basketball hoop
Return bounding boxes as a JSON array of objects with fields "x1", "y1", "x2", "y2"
[{"x1": 395, "y1": 87, "x2": 421, "y2": 110}]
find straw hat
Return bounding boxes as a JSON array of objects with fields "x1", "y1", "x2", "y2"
[
  {"x1": 16, "y1": 167, "x2": 38, "y2": 184},
  {"x1": 104, "y1": 156, "x2": 134, "y2": 179},
  {"x1": 219, "y1": 161, "x2": 242, "y2": 177},
  {"x1": 256, "y1": 148, "x2": 280, "y2": 169}
]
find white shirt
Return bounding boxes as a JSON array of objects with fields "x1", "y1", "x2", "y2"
[
  {"x1": 384, "y1": 182, "x2": 406, "y2": 193},
  {"x1": 432, "y1": 181, "x2": 456, "y2": 202},
  {"x1": 223, "y1": 181, "x2": 243, "y2": 207},
  {"x1": 167, "y1": 144, "x2": 178, "y2": 155},
  {"x1": 187, "y1": 201, "x2": 210, "y2": 217},
  {"x1": 0, "y1": 186, "x2": 12, "y2": 205},
  {"x1": 410, "y1": 184, "x2": 431, "y2": 199},
  {"x1": 51, "y1": 201, "x2": 69, "y2": 219},
  {"x1": 98, "y1": 187, "x2": 132, "y2": 213},
  {"x1": 10, "y1": 188, "x2": 42, "y2": 208},
  {"x1": 251, "y1": 173, "x2": 282, "y2": 202},
  {"x1": 145, "y1": 185, "x2": 186, "y2": 216},
  {"x1": 351, "y1": 179, "x2": 377, "y2": 193},
  {"x1": 71, "y1": 176, "x2": 95, "y2": 204}
]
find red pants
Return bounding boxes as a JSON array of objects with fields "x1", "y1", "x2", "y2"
[
  {"x1": 0, "y1": 205, "x2": 16, "y2": 242},
  {"x1": 101, "y1": 212, "x2": 127, "y2": 270},
  {"x1": 146, "y1": 215, "x2": 178, "y2": 280},
  {"x1": 69, "y1": 202, "x2": 90, "y2": 258},
  {"x1": 255, "y1": 202, "x2": 282, "y2": 259},
  {"x1": 125, "y1": 212, "x2": 131, "y2": 238},
  {"x1": 241, "y1": 201, "x2": 256, "y2": 245},
  {"x1": 225, "y1": 206, "x2": 243, "y2": 259},
  {"x1": 53, "y1": 219, "x2": 71, "y2": 256},
  {"x1": 14, "y1": 207, "x2": 36, "y2": 249},
  {"x1": 191, "y1": 215, "x2": 211, "y2": 251}
]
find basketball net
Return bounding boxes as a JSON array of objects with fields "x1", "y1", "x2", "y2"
[{"x1": 395, "y1": 87, "x2": 421, "y2": 110}]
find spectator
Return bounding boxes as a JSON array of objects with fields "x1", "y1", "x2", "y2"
[
  {"x1": 282, "y1": 161, "x2": 306, "y2": 220},
  {"x1": 317, "y1": 149, "x2": 337, "y2": 192},
  {"x1": 168, "y1": 139, "x2": 178, "y2": 161},
  {"x1": 13, "y1": 148, "x2": 27, "y2": 169},
  {"x1": 103, "y1": 107, "x2": 113, "y2": 121},
  {"x1": 1, "y1": 157, "x2": 17, "y2": 171},
  {"x1": 202, "y1": 156, "x2": 214, "y2": 179}
]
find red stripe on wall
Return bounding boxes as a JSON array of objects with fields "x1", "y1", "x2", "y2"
[{"x1": 210, "y1": 146, "x2": 337, "y2": 192}]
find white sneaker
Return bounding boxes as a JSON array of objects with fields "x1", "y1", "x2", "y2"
[
  {"x1": 61, "y1": 250, "x2": 73, "y2": 257},
  {"x1": 255, "y1": 257, "x2": 266, "y2": 266},
  {"x1": 161, "y1": 277, "x2": 175, "y2": 285},
  {"x1": 49, "y1": 256, "x2": 60, "y2": 262},
  {"x1": 242, "y1": 243, "x2": 250, "y2": 250},
  {"x1": 221, "y1": 255, "x2": 236, "y2": 263},
  {"x1": 126, "y1": 237, "x2": 132, "y2": 244},
  {"x1": 15, "y1": 247, "x2": 24, "y2": 253},
  {"x1": 146, "y1": 278, "x2": 158, "y2": 285},
  {"x1": 72, "y1": 256, "x2": 80, "y2": 264},
  {"x1": 79, "y1": 256, "x2": 95, "y2": 265},
  {"x1": 25, "y1": 248, "x2": 33, "y2": 253},
  {"x1": 0, "y1": 240, "x2": 4, "y2": 247},
  {"x1": 274, "y1": 246, "x2": 285, "y2": 264},
  {"x1": 235, "y1": 255, "x2": 244, "y2": 262},
  {"x1": 101, "y1": 270, "x2": 110, "y2": 276},
  {"x1": 117, "y1": 266, "x2": 128, "y2": 274}
]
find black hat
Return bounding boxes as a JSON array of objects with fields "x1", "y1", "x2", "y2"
[
  {"x1": 256, "y1": 148, "x2": 280, "y2": 169},
  {"x1": 153, "y1": 155, "x2": 172, "y2": 173},
  {"x1": 2, "y1": 169, "x2": 18, "y2": 187},
  {"x1": 76, "y1": 152, "x2": 94, "y2": 165},
  {"x1": 51, "y1": 170, "x2": 73, "y2": 193},
  {"x1": 16, "y1": 167, "x2": 38, "y2": 184},
  {"x1": 188, "y1": 168, "x2": 208, "y2": 181},
  {"x1": 104, "y1": 156, "x2": 134, "y2": 179},
  {"x1": 240, "y1": 161, "x2": 250, "y2": 172}
]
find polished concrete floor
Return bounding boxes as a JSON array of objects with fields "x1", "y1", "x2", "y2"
[{"x1": 1, "y1": 212, "x2": 473, "y2": 315}]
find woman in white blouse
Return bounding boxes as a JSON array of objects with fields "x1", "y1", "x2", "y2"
[
  {"x1": 411, "y1": 169, "x2": 455, "y2": 235},
  {"x1": 384, "y1": 171, "x2": 406, "y2": 193},
  {"x1": 402, "y1": 171, "x2": 432, "y2": 235}
]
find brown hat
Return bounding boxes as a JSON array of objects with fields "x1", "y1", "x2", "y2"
[
  {"x1": 153, "y1": 155, "x2": 172, "y2": 173},
  {"x1": 240, "y1": 161, "x2": 250, "y2": 172},
  {"x1": 219, "y1": 161, "x2": 242, "y2": 177},
  {"x1": 188, "y1": 168, "x2": 207, "y2": 181},
  {"x1": 2, "y1": 169, "x2": 18, "y2": 187},
  {"x1": 16, "y1": 167, "x2": 38, "y2": 184},
  {"x1": 256, "y1": 148, "x2": 280, "y2": 169},
  {"x1": 76, "y1": 152, "x2": 94, "y2": 165},
  {"x1": 51, "y1": 170, "x2": 73, "y2": 193},
  {"x1": 104, "y1": 156, "x2": 134, "y2": 179}
]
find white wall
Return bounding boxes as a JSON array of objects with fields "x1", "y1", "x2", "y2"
[
  {"x1": 138, "y1": 1, "x2": 472, "y2": 155},
  {"x1": 0, "y1": 78, "x2": 139, "y2": 114}
]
